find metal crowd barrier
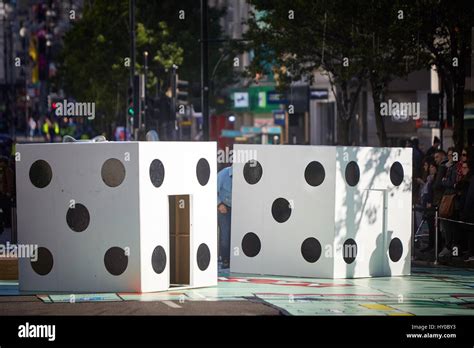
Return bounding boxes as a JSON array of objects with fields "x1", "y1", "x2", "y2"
[{"x1": 413, "y1": 205, "x2": 474, "y2": 264}]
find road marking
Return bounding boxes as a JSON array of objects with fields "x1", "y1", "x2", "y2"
[
  {"x1": 361, "y1": 303, "x2": 395, "y2": 311},
  {"x1": 388, "y1": 312, "x2": 415, "y2": 316},
  {"x1": 162, "y1": 300, "x2": 182, "y2": 308}
]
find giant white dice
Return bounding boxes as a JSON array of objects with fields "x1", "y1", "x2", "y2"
[
  {"x1": 16, "y1": 141, "x2": 217, "y2": 292},
  {"x1": 231, "y1": 145, "x2": 412, "y2": 278}
]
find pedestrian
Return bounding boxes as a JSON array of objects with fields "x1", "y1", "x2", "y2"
[
  {"x1": 0, "y1": 156, "x2": 14, "y2": 234},
  {"x1": 28, "y1": 117, "x2": 37, "y2": 140},
  {"x1": 456, "y1": 147, "x2": 469, "y2": 182},
  {"x1": 433, "y1": 149, "x2": 447, "y2": 206},
  {"x1": 51, "y1": 119, "x2": 59, "y2": 142},
  {"x1": 42, "y1": 117, "x2": 51, "y2": 142},
  {"x1": 425, "y1": 136, "x2": 441, "y2": 159},
  {"x1": 411, "y1": 137, "x2": 424, "y2": 205},
  {"x1": 158, "y1": 94, "x2": 176, "y2": 141},
  {"x1": 411, "y1": 138, "x2": 424, "y2": 178},
  {"x1": 438, "y1": 147, "x2": 459, "y2": 259},
  {"x1": 217, "y1": 165, "x2": 232, "y2": 269},
  {"x1": 458, "y1": 161, "x2": 474, "y2": 262},
  {"x1": 432, "y1": 149, "x2": 447, "y2": 254},
  {"x1": 418, "y1": 159, "x2": 437, "y2": 253},
  {"x1": 414, "y1": 157, "x2": 429, "y2": 238},
  {"x1": 455, "y1": 160, "x2": 473, "y2": 260}
]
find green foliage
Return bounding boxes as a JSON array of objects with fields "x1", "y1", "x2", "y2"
[
  {"x1": 242, "y1": 0, "x2": 433, "y2": 145},
  {"x1": 413, "y1": 0, "x2": 474, "y2": 149},
  {"x1": 58, "y1": 0, "x2": 236, "y2": 135}
]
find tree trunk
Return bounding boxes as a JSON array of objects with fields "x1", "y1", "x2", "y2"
[
  {"x1": 370, "y1": 79, "x2": 387, "y2": 147},
  {"x1": 444, "y1": 75, "x2": 454, "y2": 128},
  {"x1": 338, "y1": 116, "x2": 350, "y2": 145},
  {"x1": 332, "y1": 77, "x2": 364, "y2": 146},
  {"x1": 450, "y1": 27, "x2": 468, "y2": 150},
  {"x1": 453, "y1": 84, "x2": 465, "y2": 150}
]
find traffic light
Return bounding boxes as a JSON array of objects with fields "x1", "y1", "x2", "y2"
[
  {"x1": 127, "y1": 75, "x2": 140, "y2": 128},
  {"x1": 127, "y1": 87, "x2": 134, "y2": 117},
  {"x1": 170, "y1": 71, "x2": 189, "y2": 117},
  {"x1": 176, "y1": 75, "x2": 189, "y2": 104},
  {"x1": 48, "y1": 94, "x2": 61, "y2": 115},
  {"x1": 51, "y1": 102, "x2": 58, "y2": 115}
]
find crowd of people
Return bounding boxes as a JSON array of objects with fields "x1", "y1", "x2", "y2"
[
  {"x1": 412, "y1": 137, "x2": 474, "y2": 263},
  {"x1": 26, "y1": 116, "x2": 94, "y2": 142}
]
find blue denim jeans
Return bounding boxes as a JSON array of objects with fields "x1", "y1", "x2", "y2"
[{"x1": 218, "y1": 207, "x2": 231, "y2": 264}]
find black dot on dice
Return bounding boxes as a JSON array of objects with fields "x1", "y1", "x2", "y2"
[
  {"x1": 242, "y1": 232, "x2": 261, "y2": 257},
  {"x1": 389, "y1": 237, "x2": 403, "y2": 262},
  {"x1": 196, "y1": 243, "x2": 211, "y2": 271},
  {"x1": 29, "y1": 160, "x2": 52, "y2": 188},
  {"x1": 31, "y1": 247, "x2": 54, "y2": 276},
  {"x1": 196, "y1": 158, "x2": 210, "y2": 186},
  {"x1": 390, "y1": 162, "x2": 404, "y2": 186},
  {"x1": 149, "y1": 159, "x2": 165, "y2": 188},
  {"x1": 301, "y1": 237, "x2": 322, "y2": 263},
  {"x1": 104, "y1": 247, "x2": 128, "y2": 276},
  {"x1": 343, "y1": 238, "x2": 357, "y2": 264},
  {"x1": 66, "y1": 203, "x2": 90, "y2": 232},
  {"x1": 304, "y1": 161, "x2": 325, "y2": 187},
  {"x1": 243, "y1": 160, "x2": 263, "y2": 184},
  {"x1": 345, "y1": 161, "x2": 360, "y2": 187},
  {"x1": 151, "y1": 245, "x2": 167, "y2": 274},
  {"x1": 101, "y1": 158, "x2": 126, "y2": 187},
  {"x1": 271, "y1": 198, "x2": 292, "y2": 223}
]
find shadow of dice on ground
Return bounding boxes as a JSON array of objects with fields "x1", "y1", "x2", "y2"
[
  {"x1": 231, "y1": 145, "x2": 412, "y2": 278},
  {"x1": 16, "y1": 141, "x2": 217, "y2": 292}
]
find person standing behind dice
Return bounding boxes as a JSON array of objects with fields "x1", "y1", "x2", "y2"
[
  {"x1": 433, "y1": 149, "x2": 447, "y2": 254},
  {"x1": 459, "y1": 161, "x2": 474, "y2": 262},
  {"x1": 0, "y1": 156, "x2": 14, "y2": 234},
  {"x1": 217, "y1": 165, "x2": 232, "y2": 269},
  {"x1": 438, "y1": 147, "x2": 458, "y2": 259}
]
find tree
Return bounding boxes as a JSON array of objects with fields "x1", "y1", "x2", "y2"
[
  {"x1": 58, "y1": 0, "x2": 234, "y2": 137},
  {"x1": 243, "y1": 1, "x2": 368, "y2": 145},
  {"x1": 242, "y1": 1, "x2": 435, "y2": 146},
  {"x1": 355, "y1": 0, "x2": 429, "y2": 146},
  {"x1": 415, "y1": 0, "x2": 473, "y2": 150}
]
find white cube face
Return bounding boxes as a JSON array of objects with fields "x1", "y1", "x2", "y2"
[
  {"x1": 16, "y1": 141, "x2": 217, "y2": 293},
  {"x1": 334, "y1": 147, "x2": 412, "y2": 278},
  {"x1": 17, "y1": 142, "x2": 141, "y2": 292},
  {"x1": 231, "y1": 145, "x2": 412, "y2": 279},
  {"x1": 231, "y1": 145, "x2": 337, "y2": 278},
  {"x1": 138, "y1": 142, "x2": 217, "y2": 292}
]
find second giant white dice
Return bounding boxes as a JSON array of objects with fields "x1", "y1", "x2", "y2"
[{"x1": 230, "y1": 145, "x2": 412, "y2": 278}]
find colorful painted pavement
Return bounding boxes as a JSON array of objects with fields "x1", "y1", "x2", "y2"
[{"x1": 1, "y1": 265, "x2": 474, "y2": 315}]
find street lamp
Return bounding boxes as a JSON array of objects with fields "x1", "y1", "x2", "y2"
[
  {"x1": 143, "y1": 51, "x2": 148, "y2": 130},
  {"x1": 200, "y1": 0, "x2": 209, "y2": 140},
  {"x1": 1, "y1": 2, "x2": 15, "y2": 138},
  {"x1": 19, "y1": 25, "x2": 29, "y2": 139}
]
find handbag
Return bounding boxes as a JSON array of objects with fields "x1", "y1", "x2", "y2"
[{"x1": 439, "y1": 193, "x2": 456, "y2": 218}]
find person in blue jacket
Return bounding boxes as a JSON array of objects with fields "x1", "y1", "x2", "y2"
[{"x1": 217, "y1": 165, "x2": 232, "y2": 269}]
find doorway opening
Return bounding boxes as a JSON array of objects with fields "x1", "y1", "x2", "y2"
[{"x1": 169, "y1": 195, "x2": 190, "y2": 287}]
